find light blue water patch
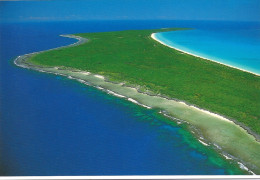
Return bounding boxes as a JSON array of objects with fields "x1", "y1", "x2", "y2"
[{"x1": 155, "y1": 28, "x2": 260, "y2": 75}]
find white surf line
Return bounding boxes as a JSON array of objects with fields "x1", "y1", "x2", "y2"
[
  {"x1": 68, "y1": 73, "x2": 152, "y2": 109},
  {"x1": 213, "y1": 143, "x2": 222, "y2": 150},
  {"x1": 198, "y1": 139, "x2": 210, "y2": 146},
  {"x1": 77, "y1": 79, "x2": 86, "y2": 83},
  {"x1": 189, "y1": 105, "x2": 232, "y2": 123},
  {"x1": 96, "y1": 86, "x2": 104, "y2": 90},
  {"x1": 223, "y1": 154, "x2": 233, "y2": 160},
  {"x1": 237, "y1": 162, "x2": 256, "y2": 175},
  {"x1": 178, "y1": 101, "x2": 233, "y2": 123},
  {"x1": 151, "y1": 33, "x2": 260, "y2": 76},
  {"x1": 107, "y1": 90, "x2": 126, "y2": 98},
  {"x1": 133, "y1": 86, "x2": 235, "y2": 124},
  {"x1": 69, "y1": 73, "x2": 152, "y2": 108},
  {"x1": 127, "y1": 98, "x2": 152, "y2": 109},
  {"x1": 121, "y1": 85, "x2": 235, "y2": 124},
  {"x1": 161, "y1": 111, "x2": 184, "y2": 125}
]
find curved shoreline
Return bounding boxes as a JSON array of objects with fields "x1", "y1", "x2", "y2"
[
  {"x1": 151, "y1": 33, "x2": 260, "y2": 77},
  {"x1": 151, "y1": 32, "x2": 260, "y2": 141},
  {"x1": 14, "y1": 34, "x2": 260, "y2": 174}
]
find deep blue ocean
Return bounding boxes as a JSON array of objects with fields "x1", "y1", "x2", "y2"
[
  {"x1": 155, "y1": 22, "x2": 260, "y2": 74},
  {"x1": 0, "y1": 20, "x2": 250, "y2": 175}
]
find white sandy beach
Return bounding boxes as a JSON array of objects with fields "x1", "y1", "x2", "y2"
[
  {"x1": 94, "y1": 74, "x2": 105, "y2": 79},
  {"x1": 151, "y1": 33, "x2": 260, "y2": 76}
]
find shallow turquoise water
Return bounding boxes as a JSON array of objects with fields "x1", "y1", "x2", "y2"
[{"x1": 155, "y1": 25, "x2": 260, "y2": 74}]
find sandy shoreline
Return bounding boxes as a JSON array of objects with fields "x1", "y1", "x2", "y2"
[
  {"x1": 151, "y1": 33, "x2": 260, "y2": 77},
  {"x1": 14, "y1": 33, "x2": 260, "y2": 174}
]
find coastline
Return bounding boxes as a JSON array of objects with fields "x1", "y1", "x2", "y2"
[
  {"x1": 14, "y1": 34, "x2": 260, "y2": 175},
  {"x1": 151, "y1": 33, "x2": 260, "y2": 77}
]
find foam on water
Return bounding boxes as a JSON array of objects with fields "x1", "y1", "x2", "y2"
[
  {"x1": 198, "y1": 139, "x2": 210, "y2": 146},
  {"x1": 107, "y1": 90, "x2": 126, "y2": 98}
]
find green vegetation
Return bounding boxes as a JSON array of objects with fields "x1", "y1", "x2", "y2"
[{"x1": 28, "y1": 28, "x2": 260, "y2": 135}]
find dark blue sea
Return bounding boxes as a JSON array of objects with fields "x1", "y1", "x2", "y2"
[{"x1": 0, "y1": 20, "x2": 246, "y2": 175}]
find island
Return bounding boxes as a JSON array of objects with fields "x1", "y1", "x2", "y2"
[{"x1": 15, "y1": 28, "x2": 260, "y2": 174}]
